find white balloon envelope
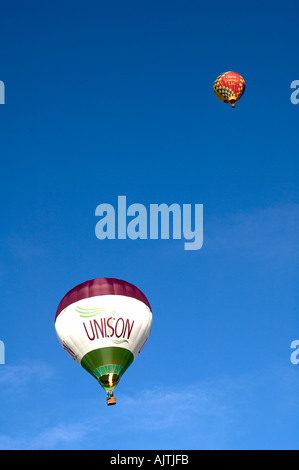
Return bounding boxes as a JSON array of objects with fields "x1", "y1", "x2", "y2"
[{"x1": 55, "y1": 278, "x2": 152, "y2": 405}]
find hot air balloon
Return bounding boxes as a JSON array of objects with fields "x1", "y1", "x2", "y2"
[
  {"x1": 213, "y1": 71, "x2": 245, "y2": 108},
  {"x1": 55, "y1": 278, "x2": 152, "y2": 406}
]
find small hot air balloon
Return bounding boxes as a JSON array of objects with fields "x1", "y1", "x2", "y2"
[
  {"x1": 213, "y1": 71, "x2": 245, "y2": 108},
  {"x1": 55, "y1": 278, "x2": 152, "y2": 406}
]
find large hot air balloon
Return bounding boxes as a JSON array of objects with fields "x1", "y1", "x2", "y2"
[
  {"x1": 213, "y1": 71, "x2": 245, "y2": 108},
  {"x1": 55, "y1": 278, "x2": 152, "y2": 406}
]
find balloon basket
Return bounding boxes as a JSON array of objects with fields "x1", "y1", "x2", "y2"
[
  {"x1": 106, "y1": 391, "x2": 116, "y2": 405},
  {"x1": 107, "y1": 396, "x2": 116, "y2": 406}
]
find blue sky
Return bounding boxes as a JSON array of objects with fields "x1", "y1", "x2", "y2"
[{"x1": 0, "y1": 0, "x2": 298, "y2": 450}]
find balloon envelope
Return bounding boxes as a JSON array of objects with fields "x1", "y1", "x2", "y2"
[
  {"x1": 55, "y1": 278, "x2": 152, "y2": 399},
  {"x1": 213, "y1": 71, "x2": 245, "y2": 107}
]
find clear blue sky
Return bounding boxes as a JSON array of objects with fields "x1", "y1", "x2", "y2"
[{"x1": 0, "y1": 0, "x2": 298, "y2": 450}]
